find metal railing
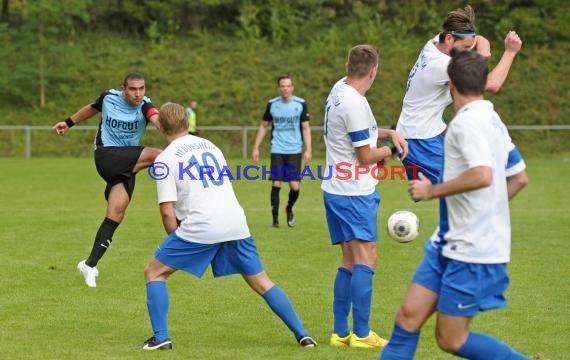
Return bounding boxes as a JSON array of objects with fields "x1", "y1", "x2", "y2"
[{"x1": 1, "y1": 124, "x2": 569, "y2": 159}]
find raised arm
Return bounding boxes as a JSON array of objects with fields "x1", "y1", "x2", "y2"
[
  {"x1": 53, "y1": 104, "x2": 99, "y2": 135},
  {"x1": 485, "y1": 31, "x2": 522, "y2": 93}
]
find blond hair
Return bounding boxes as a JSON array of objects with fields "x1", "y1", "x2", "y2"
[{"x1": 158, "y1": 102, "x2": 189, "y2": 135}]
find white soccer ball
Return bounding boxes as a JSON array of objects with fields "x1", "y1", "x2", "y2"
[{"x1": 387, "y1": 210, "x2": 420, "y2": 243}]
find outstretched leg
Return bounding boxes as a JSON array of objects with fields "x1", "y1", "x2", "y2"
[{"x1": 243, "y1": 271, "x2": 316, "y2": 346}]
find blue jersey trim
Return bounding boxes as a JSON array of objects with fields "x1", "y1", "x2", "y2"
[
  {"x1": 349, "y1": 129, "x2": 370, "y2": 143},
  {"x1": 435, "y1": 197, "x2": 449, "y2": 247},
  {"x1": 507, "y1": 147, "x2": 523, "y2": 169}
]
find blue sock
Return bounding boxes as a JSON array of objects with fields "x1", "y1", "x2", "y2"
[
  {"x1": 333, "y1": 267, "x2": 352, "y2": 337},
  {"x1": 455, "y1": 332, "x2": 528, "y2": 359},
  {"x1": 351, "y1": 264, "x2": 374, "y2": 338},
  {"x1": 262, "y1": 285, "x2": 307, "y2": 340},
  {"x1": 146, "y1": 281, "x2": 170, "y2": 342},
  {"x1": 380, "y1": 324, "x2": 420, "y2": 360}
]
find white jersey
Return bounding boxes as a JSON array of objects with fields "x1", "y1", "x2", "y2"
[
  {"x1": 436, "y1": 100, "x2": 513, "y2": 263},
  {"x1": 155, "y1": 135, "x2": 250, "y2": 244},
  {"x1": 396, "y1": 36, "x2": 451, "y2": 139},
  {"x1": 321, "y1": 77, "x2": 379, "y2": 196}
]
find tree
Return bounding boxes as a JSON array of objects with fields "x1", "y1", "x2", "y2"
[{"x1": 20, "y1": 0, "x2": 90, "y2": 108}]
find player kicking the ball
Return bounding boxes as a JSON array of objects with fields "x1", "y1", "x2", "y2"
[
  {"x1": 141, "y1": 102, "x2": 316, "y2": 350},
  {"x1": 53, "y1": 72, "x2": 162, "y2": 288}
]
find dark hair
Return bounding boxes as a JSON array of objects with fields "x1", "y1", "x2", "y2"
[
  {"x1": 123, "y1": 72, "x2": 145, "y2": 87},
  {"x1": 277, "y1": 74, "x2": 292, "y2": 86},
  {"x1": 447, "y1": 52, "x2": 488, "y2": 95},
  {"x1": 438, "y1": 5, "x2": 476, "y2": 42}
]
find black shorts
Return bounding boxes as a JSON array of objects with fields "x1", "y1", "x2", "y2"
[
  {"x1": 269, "y1": 153, "x2": 302, "y2": 182},
  {"x1": 94, "y1": 146, "x2": 144, "y2": 200}
]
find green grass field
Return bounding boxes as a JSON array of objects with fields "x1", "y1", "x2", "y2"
[{"x1": 0, "y1": 157, "x2": 568, "y2": 360}]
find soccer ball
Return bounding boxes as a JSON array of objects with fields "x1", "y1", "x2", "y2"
[{"x1": 387, "y1": 210, "x2": 420, "y2": 243}]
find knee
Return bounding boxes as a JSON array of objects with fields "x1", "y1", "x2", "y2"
[
  {"x1": 108, "y1": 208, "x2": 125, "y2": 223},
  {"x1": 364, "y1": 250, "x2": 377, "y2": 269},
  {"x1": 435, "y1": 329, "x2": 463, "y2": 354},
  {"x1": 394, "y1": 304, "x2": 421, "y2": 332},
  {"x1": 144, "y1": 265, "x2": 153, "y2": 282},
  {"x1": 144, "y1": 263, "x2": 164, "y2": 283}
]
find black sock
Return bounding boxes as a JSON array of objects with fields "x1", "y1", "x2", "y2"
[
  {"x1": 287, "y1": 189, "x2": 300, "y2": 211},
  {"x1": 271, "y1": 186, "x2": 281, "y2": 222},
  {"x1": 86, "y1": 217, "x2": 119, "y2": 267}
]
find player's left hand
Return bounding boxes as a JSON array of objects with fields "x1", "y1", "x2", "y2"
[{"x1": 408, "y1": 172, "x2": 433, "y2": 201}]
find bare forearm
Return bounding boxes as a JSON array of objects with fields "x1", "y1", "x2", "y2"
[
  {"x1": 149, "y1": 114, "x2": 160, "y2": 130},
  {"x1": 302, "y1": 126, "x2": 312, "y2": 152},
  {"x1": 253, "y1": 125, "x2": 267, "y2": 149},
  {"x1": 70, "y1": 104, "x2": 98, "y2": 124},
  {"x1": 355, "y1": 145, "x2": 391, "y2": 165},
  {"x1": 377, "y1": 128, "x2": 394, "y2": 139},
  {"x1": 161, "y1": 213, "x2": 178, "y2": 234},
  {"x1": 486, "y1": 51, "x2": 518, "y2": 93},
  {"x1": 507, "y1": 171, "x2": 528, "y2": 200},
  {"x1": 429, "y1": 167, "x2": 491, "y2": 199}
]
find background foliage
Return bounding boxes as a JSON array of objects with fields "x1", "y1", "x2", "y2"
[{"x1": 0, "y1": 0, "x2": 568, "y2": 156}]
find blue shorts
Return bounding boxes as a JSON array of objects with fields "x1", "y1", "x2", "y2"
[
  {"x1": 323, "y1": 191, "x2": 380, "y2": 244},
  {"x1": 412, "y1": 241, "x2": 509, "y2": 317},
  {"x1": 154, "y1": 232, "x2": 264, "y2": 278},
  {"x1": 401, "y1": 136, "x2": 444, "y2": 184}
]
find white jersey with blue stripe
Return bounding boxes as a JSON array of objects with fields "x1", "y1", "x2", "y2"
[
  {"x1": 432, "y1": 100, "x2": 520, "y2": 264},
  {"x1": 321, "y1": 78, "x2": 379, "y2": 196},
  {"x1": 156, "y1": 135, "x2": 251, "y2": 244},
  {"x1": 262, "y1": 95, "x2": 309, "y2": 154},
  {"x1": 92, "y1": 89, "x2": 154, "y2": 148},
  {"x1": 396, "y1": 35, "x2": 451, "y2": 139}
]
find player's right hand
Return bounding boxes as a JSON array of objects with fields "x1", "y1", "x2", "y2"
[
  {"x1": 408, "y1": 172, "x2": 433, "y2": 201},
  {"x1": 504, "y1": 31, "x2": 522, "y2": 53},
  {"x1": 252, "y1": 148, "x2": 260, "y2": 162},
  {"x1": 53, "y1": 122, "x2": 69, "y2": 135}
]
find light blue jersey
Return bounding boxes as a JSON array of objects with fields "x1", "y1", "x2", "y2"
[
  {"x1": 263, "y1": 96, "x2": 309, "y2": 154},
  {"x1": 92, "y1": 89, "x2": 156, "y2": 148}
]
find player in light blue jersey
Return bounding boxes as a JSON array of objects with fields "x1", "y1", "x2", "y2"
[
  {"x1": 141, "y1": 102, "x2": 316, "y2": 350},
  {"x1": 380, "y1": 52, "x2": 532, "y2": 360},
  {"x1": 252, "y1": 75, "x2": 312, "y2": 228},
  {"x1": 396, "y1": 5, "x2": 524, "y2": 187},
  {"x1": 53, "y1": 72, "x2": 162, "y2": 287}
]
